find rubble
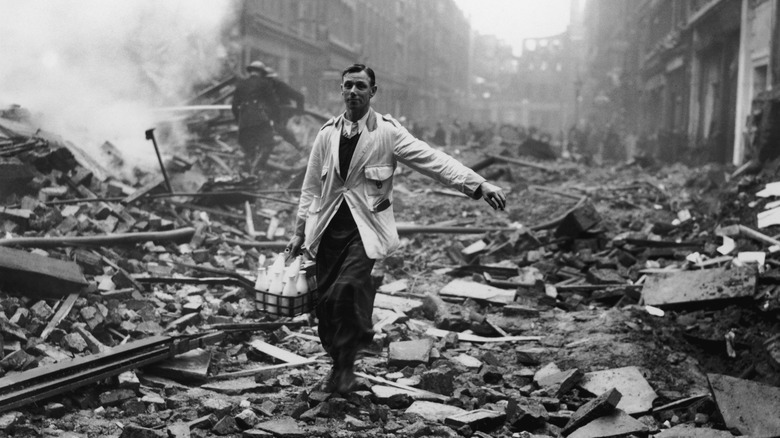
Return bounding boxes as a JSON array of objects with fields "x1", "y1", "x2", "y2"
[{"x1": 0, "y1": 95, "x2": 777, "y2": 438}]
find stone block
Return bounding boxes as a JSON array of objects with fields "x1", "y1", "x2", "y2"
[
  {"x1": 405, "y1": 401, "x2": 466, "y2": 423},
  {"x1": 567, "y1": 409, "x2": 648, "y2": 438},
  {"x1": 578, "y1": 366, "x2": 657, "y2": 415},
  {"x1": 388, "y1": 338, "x2": 434, "y2": 368},
  {"x1": 562, "y1": 388, "x2": 621, "y2": 435}
]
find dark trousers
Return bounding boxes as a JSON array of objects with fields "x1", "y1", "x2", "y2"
[
  {"x1": 315, "y1": 206, "x2": 376, "y2": 371},
  {"x1": 238, "y1": 123, "x2": 275, "y2": 170}
]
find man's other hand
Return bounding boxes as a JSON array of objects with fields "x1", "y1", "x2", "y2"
[
  {"x1": 285, "y1": 235, "x2": 304, "y2": 262},
  {"x1": 480, "y1": 182, "x2": 506, "y2": 211}
]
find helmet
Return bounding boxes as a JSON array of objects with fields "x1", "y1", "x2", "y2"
[{"x1": 247, "y1": 60, "x2": 267, "y2": 72}]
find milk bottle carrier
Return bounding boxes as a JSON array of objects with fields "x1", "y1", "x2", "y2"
[{"x1": 254, "y1": 253, "x2": 317, "y2": 317}]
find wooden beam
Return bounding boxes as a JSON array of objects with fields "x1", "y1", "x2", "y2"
[{"x1": 40, "y1": 293, "x2": 79, "y2": 341}]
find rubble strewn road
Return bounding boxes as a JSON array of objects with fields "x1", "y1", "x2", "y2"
[{"x1": 0, "y1": 111, "x2": 778, "y2": 437}]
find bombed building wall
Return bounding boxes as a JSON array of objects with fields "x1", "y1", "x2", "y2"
[{"x1": 580, "y1": 0, "x2": 780, "y2": 167}]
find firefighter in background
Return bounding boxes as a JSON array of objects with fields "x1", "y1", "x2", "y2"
[{"x1": 231, "y1": 60, "x2": 280, "y2": 172}]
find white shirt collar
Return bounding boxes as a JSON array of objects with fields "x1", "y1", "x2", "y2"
[{"x1": 342, "y1": 112, "x2": 369, "y2": 137}]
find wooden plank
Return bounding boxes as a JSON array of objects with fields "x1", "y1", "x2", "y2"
[
  {"x1": 0, "y1": 247, "x2": 87, "y2": 298},
  {"x1": 40, "y1": 293, "x2": 79, "y2": 341},
  {"x1": 210, "y1": 359, "x2": 317, "y2": 380},
  {"x1": 121, "y1": 176, "x2": 165, "y2": 206},
  {"x1": 440, "y1": 279, "x2": 516, "y2": 304},
  {"x1": 426, "y1": 327, "x2": 541, "y2": 343},
  {"x1": 373, "y1": 293, "x2": 423, "y2": 313},
  {"x1": 248, "y1": 340, "x2": 309, "y2": 364}
]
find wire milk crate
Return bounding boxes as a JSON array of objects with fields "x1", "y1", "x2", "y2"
[{"x1": 255, "y1": 259, "x2": 317, "y2": 317}]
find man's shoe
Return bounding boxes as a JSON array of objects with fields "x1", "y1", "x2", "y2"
[{"x1": 335, "y1": 368, "x2": 356, "y2": 394}]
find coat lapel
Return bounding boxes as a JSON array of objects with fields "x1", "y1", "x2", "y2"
[
  {"x1": 345, "y1": 109, "x2": 377, "y2": 183},
  {"x1": 331, "y1": 115, "x2": 344, "y2": 181}
]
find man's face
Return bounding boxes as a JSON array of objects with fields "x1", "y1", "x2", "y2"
[{"x1": 341, "y1": 71, "x2": 375, "y2": 113}]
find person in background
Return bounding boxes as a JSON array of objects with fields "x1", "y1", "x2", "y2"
[
  {"x1": 231, "y1": 60, "x2": 280, "y2": 172},
  {"x1": 286, "y1": 63, "x2": 507, "y2": 393},
  {"x1": 265, "y1": 66, "x2": 305, "y2": 151}
]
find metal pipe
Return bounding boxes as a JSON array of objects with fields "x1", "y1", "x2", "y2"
[{"x1": 144, "y1": 128, "x2": 173, "y2": 193}]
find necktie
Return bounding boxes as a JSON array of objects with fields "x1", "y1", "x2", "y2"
[{"x1": 348, "y1": 122, "x2": 358, "y2": 138}]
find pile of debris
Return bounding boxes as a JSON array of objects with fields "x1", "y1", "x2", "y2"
[{"x1": 0, "y1": 101, "x2": 778, "y2": 437}]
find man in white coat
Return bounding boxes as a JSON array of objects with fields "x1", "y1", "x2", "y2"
[{"x1": 287, "y1": 64, "x2": 506, "y2": 393}]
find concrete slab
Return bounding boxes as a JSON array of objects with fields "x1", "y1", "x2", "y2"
[
  {"x1": 562, "y1": 388, "x2": 621, "y2": 435},
  {"x1": 405, "y1": 401, "x2": 466, "y2": 422},
  {"x1": 444, "y1": 409, "x2": 507, "y2": 432},
  {"x1": 642, "y1": 267, "x2": 755, "y2": 307},
  {"x1": 708, "y1": 373, "x2": 780, "y2": 437},
  {"x1": 440, "y1": 279, "x2": 517, "y2": 304},
  {"x1": 654, "y1": 424, "x2": 735, "y2": 438},
  {"x1": 255, "y1": 417, "x2": 308, "y2": 437},
  {"x1": 537, "y1": 368, "x2": 583, "y2": 398},
  {"x1": 388, "y1": 338, "x2": 434, "y2": 368},
  {"x1": 579, "y1": 366, "x2": 658, "y2": 414},
  {"x1": 567, "y1": 409, "x2": 648, "y2": 438}
]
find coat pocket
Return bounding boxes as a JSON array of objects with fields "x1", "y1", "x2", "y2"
[{"x1": 364, "y1": 165, "x2": 394, "y2": 212}]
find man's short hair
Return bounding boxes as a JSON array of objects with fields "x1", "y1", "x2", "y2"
[{"x1": 342, "y1": 64, "x2": 376, "y2": 87}]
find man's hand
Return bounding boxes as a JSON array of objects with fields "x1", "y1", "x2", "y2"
[
  {"x1": 480, "y1": 182, "x2": 506, "y2": 211},
  {"x1": 285, "y1": 235, "x2": 304, "y2": 262}
]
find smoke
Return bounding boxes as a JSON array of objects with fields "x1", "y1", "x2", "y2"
[{"x1": 0, "y1": 0, "x2": 235, "y2": 178}]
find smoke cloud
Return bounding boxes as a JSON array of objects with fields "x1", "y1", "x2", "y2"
[{"x1": 0, "y1": 0, "x2": 235, "y2": 177}]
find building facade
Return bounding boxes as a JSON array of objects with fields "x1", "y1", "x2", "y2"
[
  {"x1": 582, "y1": 0, "x2": 778, "y2": 165},
  {"x1": 233, "y1": 0, "x2": 472, "y2": 124}
]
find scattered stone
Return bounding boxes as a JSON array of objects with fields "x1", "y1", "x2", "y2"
[
  {"x1": 62, "y1": 332, "x2": 88, "y2": 352},
  {"x1": 166, "y1": 423, "x2": 191, "y2": 438},
  {"x1": 0, "y1": 348, "x2": 37, "y2": 371},
  {"x1": 235, "y1": 408, "x2": 260, "y2": 429},
  {"x1": 405, "y1": 401, "x2": 467, "y2": 422},
  {"x1": 99, "y1": 389, "x2": 137, "y2": 407},
  {"x1": 118, "y1": 371, "x2": 141, "y2": 390},
  {"x1": 536, "y1": 368, "x2": 583, "y2": 398},
  {"x1": 371, "y1": 385, "x2": 416, "y2": 408},
  {"x1": 655, "y1": 423, "x2": 734, "y2": 437},
  {"x1": 201, "y1": 378, "x2": 262, "y2": 395},
  {"x1": 506, "y1": 397, "x2": 549, "y2": 431},
  {"x1": 256, "y1": 417, "x2": 308, "y2": 437},
  {"x1": 388, "y1": 338, "x2": 434, "y2": 368},
  {"x1": 515, "y1": 348, "x2": 546, "y2": 365},
  {"x1": 419, "y1": 367, "x2": 456, "y2": 395},
  {"x1": 44, "y1": 402, "x2": 67, "y2": 418},
  {"x1": 119, "y1": 424, "x2": 166, "y2": 438},
  {"x1": 199, "y1": 397, "x2": 233, "y2": 417},
  {"x1": 444, "y1": 409, "x2": 507, "y2": 433},
  {"x1": 533, "y1": 362, "x2": 562, "y2": 383},
  {"x1": 453, "y1": 353, "x2": 482, "y2": 369},
  {"x1": 212, "y1": 415, "x2": 240, "y2": 435},
  {"x1": 567, "y1": 409, "x2": 648, "y2": 438},
  {"x1": 562, "y1": 388, "x2": 622, "y2": 435},
  {"x1": 30, "y1": 300, "x2": 54, "y2": 320},
  {"x1": 578, "y1": 366, "x2": 657, "y2": 415},
  {"x1": 0, "y1": 411, "x2": 22, "y2": 431},
  {"x1": 708, "y1": 373, "x2": 780, "y2": 437}
]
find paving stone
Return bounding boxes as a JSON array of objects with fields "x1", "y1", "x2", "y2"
[
  {"x1": 567, "y1": 409, "x2": 648, "y2": 438},
  {"x1": 708, "y1": 373, "x2": 780, "y2": 437},
  {"x1": 405, "y1": 401, "x2": 467, "y2": 422},
  {"x1": 642, "y1": 267, "x2": 755, "y2": 307},
  {"x1": 536, "y1": 368, "x2": 583, "y2": 398},
  {"x1": 30, "y1": 300, "x2": 53, "y2": 320},
  {"x1": 256, "y1": 417, "x2": 308, "y2": 437},
  {"x1": 562, "y1": 388, "x2": 621, "y2": 435},
  {"x1": 444, "y1": 409, "x2": 507, "y2": 433},
  {"x1": 654, "y1": 423, "x2": 735, "y2": 437},
  {"x1": 388, "y1": 338, "x2": 434, "y2": 368},
  {"x1": 579, "y1": 366, "x2": 657, "y2": 414}
]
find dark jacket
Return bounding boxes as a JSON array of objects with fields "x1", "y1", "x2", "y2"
[{"x1": 232, "y1": 74, "x2": 280, "y2": 128}]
